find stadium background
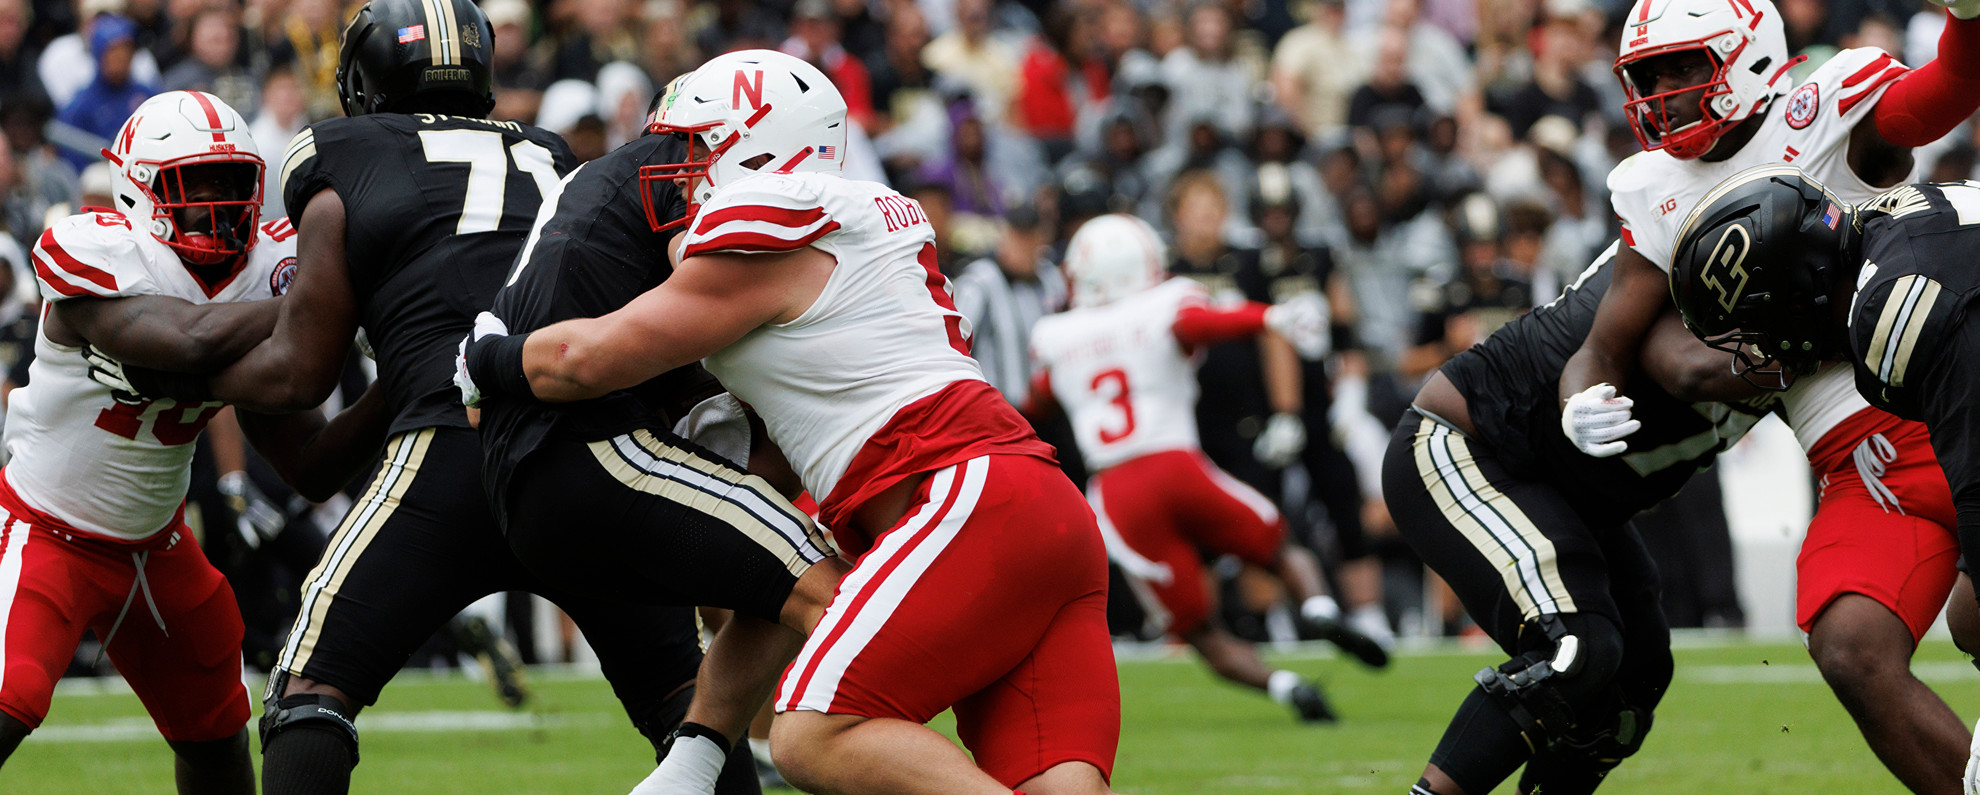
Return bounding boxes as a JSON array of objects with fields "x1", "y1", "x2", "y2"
[{"x1": 0, "y1": 0, "x2": 1969, "y2": 789}]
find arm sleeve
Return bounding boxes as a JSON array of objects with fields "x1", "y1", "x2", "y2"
[
  {"x1": 1173, "y1": 302, "x2": 1269, "y2": 346},
  {"x1": 679, "y1": 175, "x2": 841, "y2": 259},
  {"x1": 1871, "y1": 16, "x2": 1980, "y2": 147},
  {"x1": 28, "y1": 215, "x2": 157, "y2": 302}
]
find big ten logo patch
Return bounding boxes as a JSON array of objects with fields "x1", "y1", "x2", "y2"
[{"x1": 1785, "y1": 83, "x2": 1819, "y2": 129}]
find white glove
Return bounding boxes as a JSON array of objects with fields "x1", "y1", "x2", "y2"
[
  {"x1": 1932, "y1": 0, "x2": 1980, "y2": 20},
  {"x1": 1263, "y1": 293, "x2": 1331, "y2": 360},
  {"x1": 454, "y1": 312, "x2": 512, "y2": 409},
  {"x1": 1964, "y1": 717, "x2": 1980, "y2": 795},
  {"x1": 1560, "y1": 383, "x2": 1640, "y2": 458},
  {"x1": 1254, "y1": 412, "x2": 1307, "y2": 468},
  {"x1": 81, "y1": 344, "x2": 144, "y2": 403}
]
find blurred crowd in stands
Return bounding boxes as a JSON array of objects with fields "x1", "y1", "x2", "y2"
[{"x1": 0, "y1": 0, "x2": 1974, "y2": 660}]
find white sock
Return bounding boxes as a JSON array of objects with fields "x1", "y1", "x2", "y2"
[
  {"x1": 1349, "y1": 603, "x2": 1397, "y2": 648},
  {"x1": 1300, "y1": 595, "x2": 1341, "y2": 625},
  {"x1": 1266, "y1": 669, "x2": 1303, "y2": 704},
  {"x1": 628, "y1": 733, "x2": 727, "y2": 795},
  {"x1": 749, "y1": 736, "x2": 774, "y2": 768}
]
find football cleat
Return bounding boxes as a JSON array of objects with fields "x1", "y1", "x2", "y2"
[
  {"x1": 453, "y1": 615, "x2": 531, "y2": 709},
  {"x1": 1289, "y1": 681, "x2": 1338, "y2": 724}
]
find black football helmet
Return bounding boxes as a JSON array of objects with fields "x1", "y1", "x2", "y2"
[
  {"x1": 336, "y1": 0, "x2": 497, "y2": 118},
  {"x1": 1668, "y1": 164, "x2": 1860, "y2": 390}
]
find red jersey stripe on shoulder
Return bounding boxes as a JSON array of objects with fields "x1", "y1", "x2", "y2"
[
  {"x1": 692, "y1": 204, "x2": 828, "y2": 236},
  {"x1": 30, "y1": 253, "x2": 89, "y2": 297},
  {"x1": 36, "y1": 230, "x2": 118, "y2": 292},
  {"x1": 1838, "y1": 66, "x2": 1909, "y2": 115},
  {"x1": 1840, "y1": 53, "x2": 1897, "y2": 88},
  {"x1": 683, "y1": 221, "x2": 840, "y2": 258}
]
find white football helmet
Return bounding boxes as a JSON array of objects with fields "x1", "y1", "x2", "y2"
[
  {"x1": 643, "y1": 49, "x2": 847, "y2": 230},
  {"x1": 101, "y1": 91, "x2": 264, "y2": 266},
  {"x1": 1064, "y1": 214, "x2": 1167, "y2": 308},
  {"x1": 1614, "y1": 0, "x2": 1794, "y2": 160}
]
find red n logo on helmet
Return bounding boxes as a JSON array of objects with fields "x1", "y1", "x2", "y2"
[{"x1": 733, "y1": 70, "x2": 765, "y2": 110}]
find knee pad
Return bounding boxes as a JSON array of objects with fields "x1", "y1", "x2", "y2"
[
  {"x1": 632, "y1": 683, "x2": 697, "y2": 765},
  {"x1": 259, "y1": 685, "x2": 360, "y2": 764},
  {"x1": 1472, "y1": 613, "x2": 1624, "y2": 752}
]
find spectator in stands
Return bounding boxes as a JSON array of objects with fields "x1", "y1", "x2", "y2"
[
  {"x1": 1362, "y1": 0, "x2": 1469, "y2": 115},
  {"x1": 551, "y1": 0, "x2": 638, "y2": 82},
  {"x1": 488, "y1": 0, "x2": 550, "y2": 123},
  {"x1": 592, "y1": 60, "x2": 650, "y2": 149},
  {"x1": 1240, "y1": 109, "x2": 1336, "y2": 247},
  {"x1": 249, "y1": 64, "x2": 305, "y2": 219},
  {"x1": 921, "y1": 0, "x2": 1016, "y2": 117},
  {"x1": 1488, "y1": 2, "x2": 1601, "y2": 139},
  {"x1": 637, "y1": 0, "x2": 700, "y2": 87},
  {"x1": 694, "y1": 0, "x2": 785, "y2": 55},
  {"x1": 39, "y1": 0, "x2": 161, "y2": 109},
  {"x1": 54, "y1": 13, "x2": 150, "y2": 171},
  {"x1": 283, "y1": 0, "x2": 344, "y2": 119},
  {"x1": 782, "y1": 0, "x2": 876, "y2": 131},
  {"x1": 0, "y1": 95, "x2": 77, "y2": 247},
  {"x1": 0, "y1": 0, "x2": 46, "y2": 106},
  {"x1": 162, "y1": 5, "x2": 254, "y2": 113},
  {"x1": 1010, "y1": 7, "x2": 1078, "y2": 163},
  {"x1": 915, "y1": 95, "x2": 1004, "y2": 217},
  {"x1": 1347, "y1": 27, "x2": 1425, "y2": 143},
  {"x1": 953, "y1": 205, "x2": 1062, "y2": 406},
  {"x1": 1270, "y1": 0, "x2": 1357, "y2": 141},
  {"x1": 1160, "y1": 3, "x2": 1259, "y2": 145}
]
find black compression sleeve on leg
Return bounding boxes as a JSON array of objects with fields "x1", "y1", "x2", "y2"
[
  {"x1": 1426, "y1": 687, "x2": 1534, "y2": 794},
  {"x1": 261, "y1": 723, "x2": 355, "y2": 795}
]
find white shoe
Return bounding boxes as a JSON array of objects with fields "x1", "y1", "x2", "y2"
[{"x1": 1964, "y1": 717, "x2": 1980, "y2": 795}]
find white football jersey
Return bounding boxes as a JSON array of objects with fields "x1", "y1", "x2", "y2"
[
  {"x1": 3, "y1": 212, "x2": 295, "y2": 540},
  {"x1": 688, "y1": 172, "x2": 987, "y2": 504},
  {"x1": 1030, "y1": 278, "x2": 1208, "y2": 471},
  {"x1": 1607, "y1": 47, "x2": 1913, "y2": 452}
]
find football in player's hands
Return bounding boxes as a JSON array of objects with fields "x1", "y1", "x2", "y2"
[
  {"x1": 1560, "y1": 383, "x2": 1640, "y2": 458},
  {"x1": 1264, "y1": 293, "x2": 1331, "y2": 360},
  {"x1": 82, "y1": 344, "x2": 146, "y2": 404}
]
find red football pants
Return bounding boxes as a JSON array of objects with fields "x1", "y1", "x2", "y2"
[{"x1": 776, "y1": 454, "x2": 1120, "y2": 786}]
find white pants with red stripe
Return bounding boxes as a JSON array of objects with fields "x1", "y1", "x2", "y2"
[{"x1": 775, "y1": 454, "x2": 1120, "y2": 786}]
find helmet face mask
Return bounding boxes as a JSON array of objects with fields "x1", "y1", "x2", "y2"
[
  {"x1": 641, "y1": 50, "x2": 848, "y2": 233},
  {"x1": 146, "y1": 160, "x2": 263, "y2": 267},
  {"x1": 1617, "y1": 45, "x2": 1736, "y2": 159}
]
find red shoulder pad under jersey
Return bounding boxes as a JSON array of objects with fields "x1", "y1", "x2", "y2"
[
  {"x1": 681, "y1": 173, "x2": 841, "y2": 259},
  {"x1": 30, "y1": 212, "x2": 158, "y2": 302}
]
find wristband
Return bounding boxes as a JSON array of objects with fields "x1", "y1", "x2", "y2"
[{"x1": 467, "y1": 331, "x2": 534, "y2": 400}]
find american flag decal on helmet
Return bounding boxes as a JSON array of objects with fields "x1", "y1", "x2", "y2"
[
  {"x1": 397, "y1": 24, "x2": 426, "y2": 43},
  {"x1": 817, "y1": 144, "x2": 836, "y2": 160}
]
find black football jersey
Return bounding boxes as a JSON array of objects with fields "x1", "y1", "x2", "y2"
[
  {"x1": 1441, "y1": 244, "x2": 1768, "y2": 524},
  {"x1": 1848, "y1": 180, "x2": 1980, "y2": 506},
  {"x1": 1171, "y1": 247, "x2": 1271, "y2": 471},
  {"x1": 280, "y1": 113, "x2": 576, "y2": 436},
  {"x1": 477, "y1": 134, "x2": 720, "y2": 496},
  {"x1": 1238, "y1": 242, "x2": 1341, "y2": 425}
]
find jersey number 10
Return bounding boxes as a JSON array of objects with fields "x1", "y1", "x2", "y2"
[{"x1": 419, "y1": 130, "x2": 562, "y2": 235}]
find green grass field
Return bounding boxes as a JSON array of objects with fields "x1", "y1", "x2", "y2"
[{"x1": 11, "y1": 637, "x2": 1974, "y2": 793}]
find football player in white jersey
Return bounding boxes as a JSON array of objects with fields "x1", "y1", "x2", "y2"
[
  {"x1": 461, "y1": 50, "x2": 1120, "y2": 795},
  {"x1": 1027, "y1": 213, "x2": 1380, "y2": 723},
  {"x1": 1538, "y1": 0, "x2": 1980, "y2": 792},
  {"x1": 0, "y1": 91, "x2": 302, "y2": 792}
]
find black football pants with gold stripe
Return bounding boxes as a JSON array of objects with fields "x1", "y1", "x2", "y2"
[
  {"x1": 1384, "y1": 409, "x2": 1673, "y2": 794},
  {"x1": 271, "y1": 426, "x2": 705, "y2": 717}
]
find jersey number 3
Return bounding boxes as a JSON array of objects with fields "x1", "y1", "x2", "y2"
[
  {"x1": 1091, "y1": 368, "x2": 1136, "y2": 444},
  {"x1": 419, "y1": 130, "x2": 561, "y2": 235}
]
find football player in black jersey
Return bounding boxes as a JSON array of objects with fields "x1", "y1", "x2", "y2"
[
  {"x1": 1384, "y1": 240, "x2": 1773, "y2": 795},
  {"x1": 110, "y1": 1, "x2": 775, "y2": 793}
]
